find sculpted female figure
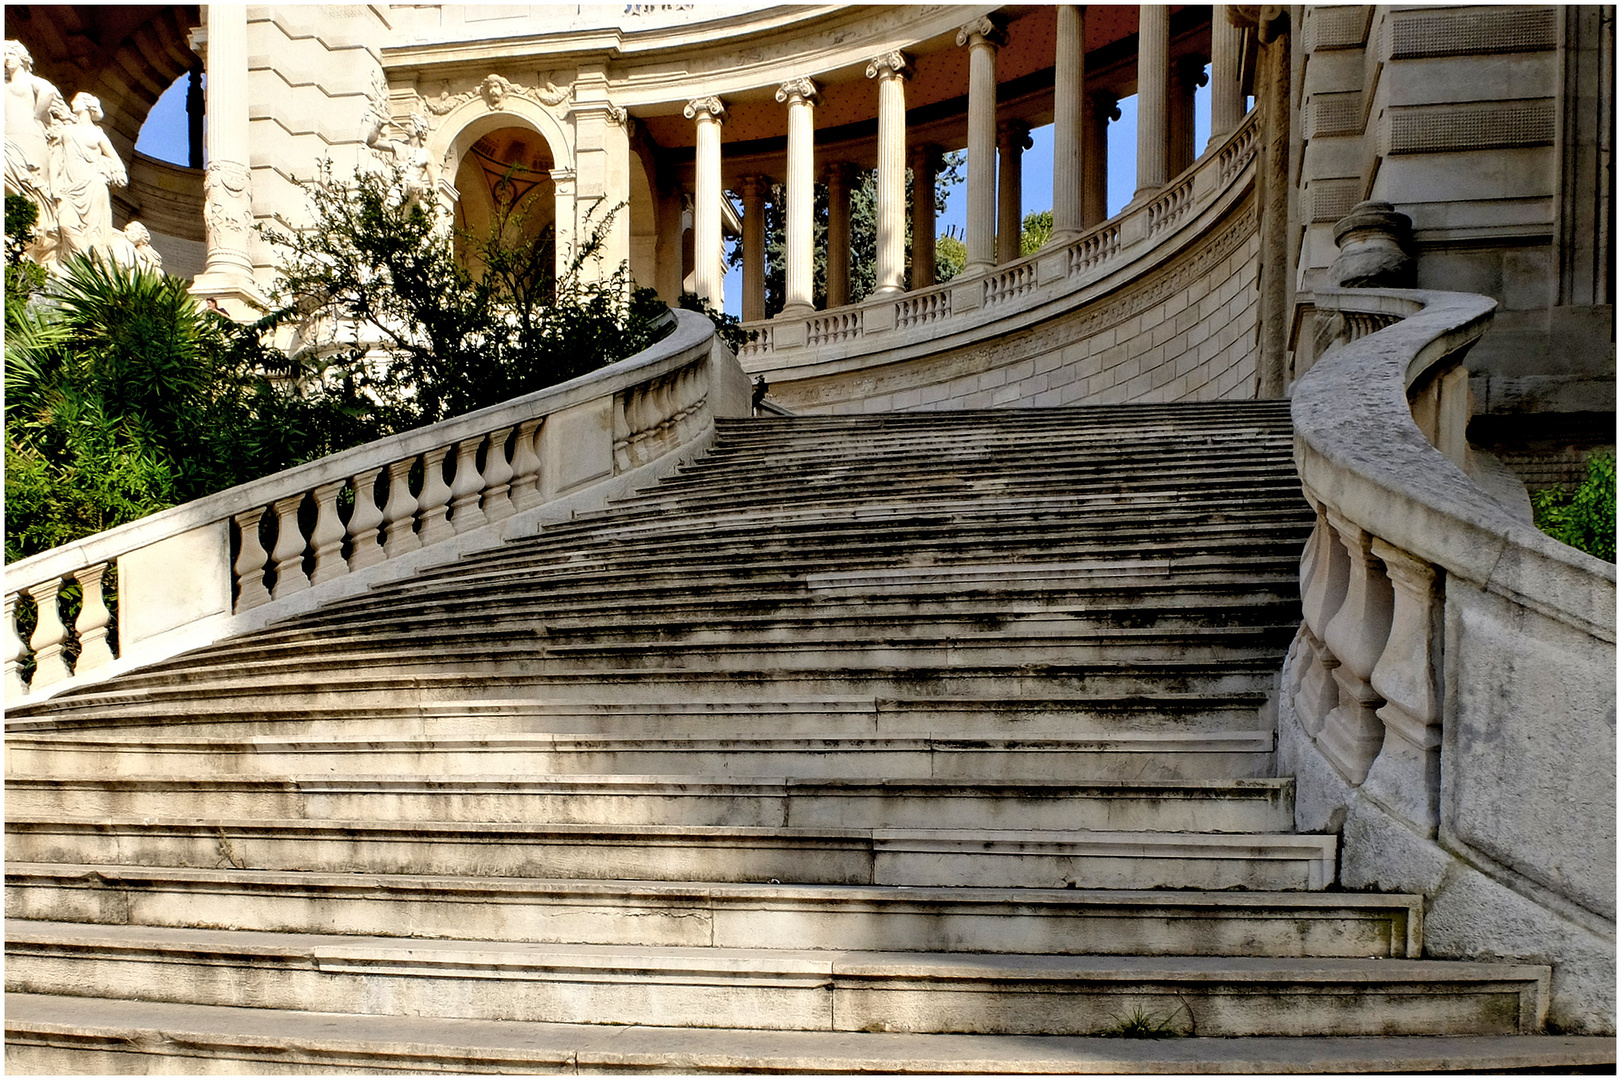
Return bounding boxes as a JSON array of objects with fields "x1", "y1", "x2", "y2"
[
  {"x1": 4, "y1": 40, "x2": 68, "y2": 263},
  {"x1": 56, "y1": 92, "x2": 127, "y2": 260}
]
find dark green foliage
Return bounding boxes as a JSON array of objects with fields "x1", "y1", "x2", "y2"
[
  {"x1": 259, "y1": 161, "x2": 668, "y2": 429},
  {"x1": 677, "y1": 290, "x2": 755, "y2": 355},
  {"x1": 1020, "y1": 209, "x2": 1054, "y2": 256},
  {"x1": 1530, "y1": 452, "x2": 1616, "y2": 562}
]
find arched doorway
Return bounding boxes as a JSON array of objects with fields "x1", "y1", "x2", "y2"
[{"x1": 453, "y1": 126, "x2": 556, "y2": 296}]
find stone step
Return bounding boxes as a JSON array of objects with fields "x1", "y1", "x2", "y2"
[
  {"x1": 13, "y1": 994, "x2": 1607, "y2": 1074},
  {"x1": 4, "y1": 867, "x2": 1419, "y2": 958},
  {"x1": 6, "y1": 692, "x2": 1272, "y2": 739},
  {"x1": 5, "y1": 819, "x2": 1336, "y2": 889},
  {"x1": 6, "y1": 731, "x2": 1279, "y2": 782},
  {"x1": 5, "y1": 775, "x2": 1296, "y2": 833},
  {"x1": 4, "y1": 923, "x2": 1546, "y2": 1037}
]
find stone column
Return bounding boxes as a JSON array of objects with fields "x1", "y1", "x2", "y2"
[
  {"x1": 1083, "y1": 91, "x2": 1119, "y2": 228},
  {"x1": 1253, "y1": 7, "x2": 1292, "y2": 398},
  {"x1": 997, "y1": 120, "x2": 1032, "y2": 263},
  {"x1": 740, "y1": 175, "x2": 767, "y2": 322},
  {"x1": 867, "y1": 51, "x2": 910, "y2": 296},
  {"x1": 186, "y1": 65, "x2": 204, "y2": 170},
  {"x1": 683, "y1": 96, "x2": 726, "y2": 310},
  {"x1": 1168, "y1": 56, "x2": 1208, "y2": 176},
  {"x1": 911, "y1": 144, "x2": 939, "y2": 289},
  {"x1": 776, "y1": 77, "x2": 819, "y2": 317},
  {"x1": 1209, "y1": 5, "x2": 1246, "y2": 146},
  {"x1": 824, "y1": 164, "x2": 854, "y2": 309},
  {"x1": 191, "y1": 4, "x2": 262, "y2": 311},
  {"x1": 1051, "y1": 5, "x2": 1087, "y2": 241},
  {"x1": 957, "y1": 16, "x2": 1007, "y2": 276},
  {"x1": 1133, "y1": 3, "x2": 1170, "y2": 200}
]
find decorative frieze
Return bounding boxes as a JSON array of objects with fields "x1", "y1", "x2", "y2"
[
  {"x1": 416, "y1": 73, "x2": 573, "y2": 118},
  {"x1": 1385, "y1": 100, "x2": 1556, "y2": 155}
]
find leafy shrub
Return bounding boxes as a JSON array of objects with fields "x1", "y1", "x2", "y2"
[{"x1": 1530, "y1": 452, "x2": 1616, "y2": 562}]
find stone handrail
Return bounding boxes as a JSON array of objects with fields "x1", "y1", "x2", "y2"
[
  {"x1": 1286, "y1": 287, "x2": 1615, "y2": 960},
  {"x1": 5, "y1": 308, "x2": 751, "y2": 705},
  {"x1": 735, "y1": 110, "x2": 1260, "y2": 371}
]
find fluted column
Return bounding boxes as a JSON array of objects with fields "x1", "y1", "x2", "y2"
[
  {"x1": 776, "y1": 77, "x2": 819, "y2": 317},
  {"x1": 683, "y1": 96, "x2": 726, "y2": 310},
  {"x1": 957, "y1": 16, "x2": 1007, "y2": 276},
  {"x1": 997, "y1": 120, "x2": 1032, "y2": 264},
  {"x1": 1133, "y1": 4, "x2": 1170, "y2": 200},
  {"x1": 824, "y1": 164, "x2": 854, "y2": 309},
  {"x1": 867, "y1": 51, "x2": 910, "y2": 296},
  {"x1": 1083, "y1": 91, "x2": 1119, "y2": 227},
  {"x1": 911, "y1": 144, "x2": 940, "y2": 289},
  {"x1": 191, "y1": 4, "x2": 261, "y2": 310},
  {"x1": 1051, "y1": 5, "x2": 1087, "y2": 241},
  {"x1": 740, "y1": 175, "x2": 767, "y2": 322},
  {"x1": 1168, "y1": 56, "x2": 1209, "y2": 176},
  {"x1": 1209, "y1": 5, "x2": 1246, "y2": 146}
]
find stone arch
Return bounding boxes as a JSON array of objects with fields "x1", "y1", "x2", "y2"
[{"x1": 427, "y1": 100, "x2": 574, "y2": 191}]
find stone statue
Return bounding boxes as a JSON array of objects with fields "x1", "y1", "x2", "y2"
[
  {"x1": 55, "y1": 92, "x2": 127, "y2": 262},
  {"x1": 110, "y1": 220, "x2": 163, "y2": 273},
  {"x1": 4, "y1": 39, "x2": 69, "y2": 265},
  {"x1": 364, "y1": 110, "x2": 438, "y2": 214}
]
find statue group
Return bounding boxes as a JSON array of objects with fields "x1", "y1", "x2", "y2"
[{"x1": 5, "y1": 39, "x2": 162, "y2": 274}]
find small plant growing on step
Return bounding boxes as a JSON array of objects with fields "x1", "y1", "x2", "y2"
[{"x1": 1099, "y1": 1001, "x2": 1192, "y2": 1039}]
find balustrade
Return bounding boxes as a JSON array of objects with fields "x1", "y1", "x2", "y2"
[
  {"x1": 1146, "y1": 177, "x2": 1195, "y2": 235},
  {"x1": 4, "y1": 308, "x2": 743, "y2": 704},
  {"x1": 982, "y1": 263, "x2": 1037, "y2": 307},
  {"x1": 895, "y1": 287, "x2": 951, "y2": 329},
  {"x1": 806, "y1": 310, "x2": 863, "y2": 346}
]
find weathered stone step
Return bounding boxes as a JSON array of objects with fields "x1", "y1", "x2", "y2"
[
  {"x1": 4, "y1": 730, "x2": 1279, "y2": 782},
  {"x1": 5, "y1": 867, "x2": 1419, "y2": 958},
  {"x1": 5, "y1": 775, "x2": 1295, "y2": 833},
  {"x1": 10, "y1": 993, "x2": 1608, "y2": 1075},
  {"x1": 6, "y1": 820, "x2": 1334, "y2": 889},
  {"x1": 6, "y1": 692, "x2": 1271, "y2": 740},
  {"x1": 5, "y1": 923, "x2": 1546, "y2": 1037}
]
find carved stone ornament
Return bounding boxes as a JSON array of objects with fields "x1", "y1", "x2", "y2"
[
  {"x1": 1329, "y1": 200, "x2": 1416, "y2": 289},
  {"x1": 775, "y1": 77, "x2": 819, "y2": 106},
  {"x1": 683, "y1": 96, "x2": 725, "y2": 122},
  {"x1": 418, "y1": 73, "x2": 573, "y2": 117},
  {"x1": 956, "y1": 16, "x2": 1007, "y2": 48},
  {"x1": 865, "y1": 51, "x2": 909, "y2": 80},
  {"x1": 204, "y1": 159, "x2": 254, "y2": 248}
]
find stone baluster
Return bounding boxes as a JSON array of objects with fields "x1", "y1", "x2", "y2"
[
  {"x1": 825, "y1": 164, "x2": 854, "y2": 309},
  {"x1": 415, "y1": 447, "x2": 456, "y2": 546},
  {"x1": 269, "y1": 494, "x2": 311, "y2": 600},
  {"x1": 449, "y1": 438, "x2": 489, "y2": 535},
  {"x1": 958, "y1": 16, "x2": 1006, "y2": 276},
  {"x1": 997, "y1": 120, "x2": 1032, "y2": 264},
  {"x1": 777, "y1": 77, "x2": 819, "y2": 317},
  {"x1": 233, "y1": 506, "x2": 273, "y2": 609},
  {"x1": 683, "y1": 97, "x2": 726, "y2": 310},
  {"x1": 26, "y1": 578, "x2": 71, "y2": 687},
  {"x1": 1134, "y1": 4, "x2": 1171, "y2": 200},
  {"x1": 740, "y1": 176, "x2": 767, "y2": 322},
  {"x1": 380, "y1": 458, "x2": 421, "y2": 559},
  {"x1": 867, "y1": 52, "x2": 910, "y2": 296},
  {"x1": 5, "y1": 594, "x2": 27, "y2": 699},
  {"x1": 483, "y1": 428, "x2": 517, "y2": 522},
  {"x1": 1051, "y1": 5, "x2": 1087, "y2": 242},
  {"x1": 508, "y1": 419, "x2": 545, "y2": 512},
  {"x1": 307, "y1": 480, "x2": 350, "y2": 586},
  {"x1": 1319, "y1": 511, "x2": 1394, "y2": 784},
  {"x1": 1362, "y1": 541, "x2": 1444, "y2": 834},
  {"x1": 71, "y1": 563, "x2": 115, "y2": 673},
  {"x1": 346, "y1": 468, "x2": 388, "y2": 571},
  {"x1": 1294, "y1": 505, "x2": 1349, "y2": 737}
]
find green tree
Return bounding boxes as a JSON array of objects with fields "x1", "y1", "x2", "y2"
[
  {"x1": 1020, "y1": 209, "x2": 1053, "y2": 256},
  {"x1": 1531, "y1": 452, "x2": 1616, "y2": 562},
  {"x1": 935, "y1": 234, "x2": 967, "y2": 282}
]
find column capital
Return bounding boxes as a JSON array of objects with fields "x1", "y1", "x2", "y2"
[
  {"x1": 738, "y1": 174, "x2": 768, "y2": 198},
  {"x1": 1176, "y1": 54, "x2": 1212, "y2": 90},
  {"x1": 865, "y1": 50, "x2": 911, "y2": 80},
  {"x1": 956, "y1": 15, "x2": 1008, "y2": 49},
  {"x1": 683, "y1": 96, "x2": 726, "y2": 122},
  {"x1": 822, "y1": 161, "x2": 859, "y2": 188},
  {"x1": 775, "y1": 77, "x2": 819, "y2": 106},
  {"x1": 1091, "y1": 89, "x2": 1122, "y2": 123},
  {"x1": 997, "y1": 118, "x2": 1033, "y2": 152}
]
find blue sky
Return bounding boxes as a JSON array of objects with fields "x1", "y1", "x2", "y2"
[{"x1": 138, "y1": 71, "x2": 1211, "y2": 316}]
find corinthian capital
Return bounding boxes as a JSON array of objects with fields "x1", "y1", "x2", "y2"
[
  {"x1": 956, "y1": 16, "x2": 1007, "y2": 48},
  {"x1": 683, "y1": 96, "x2": 725, "y2": 122},
  {"x1": 865, "y1": 51, "x2": 910, "y2": 80},
  {"x1": 775, "y1": 77, "x2": 819, "y2": 106}
]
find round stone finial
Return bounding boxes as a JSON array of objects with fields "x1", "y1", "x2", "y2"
[{"x1": 1329, "y1": 200, "x2": 1416, "y2": 289}]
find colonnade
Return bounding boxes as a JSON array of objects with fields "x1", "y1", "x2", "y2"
[{"x1": 688, "y1": 6, "x2": 1250, "y2": 318}]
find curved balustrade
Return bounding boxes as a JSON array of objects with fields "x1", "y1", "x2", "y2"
[
  {"x1": 4, "y1": 309, "x2": 751, "y2": 704},
  {"x1": 1286, "y1": 285, "x2": 1615, "y2": 1027},
  {"x1": 736, "y1": 112, "x2": 1261, "y2": 400}
]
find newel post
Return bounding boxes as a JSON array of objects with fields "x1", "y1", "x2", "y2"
[{"x1": 1362, "y1": 539, "x2": 1444, "y2": 834}]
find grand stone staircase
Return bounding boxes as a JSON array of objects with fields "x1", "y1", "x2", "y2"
[{"x1": 6, "y1": 403, "x2": 1605, "y2": 1073}]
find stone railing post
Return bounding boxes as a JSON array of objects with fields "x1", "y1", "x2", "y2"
[
  {"x1": 269, "y1": 494, "x2": 310, "y2": 600},
  {"x1": 71, "y1": 563, "x2": 115, "y2": 673},
  {"x1": 415, "y1": 447, "x2": 455, "y2": 546},
  {"x1": 25, "y1": 579, "x2": 70, "y2": 689},
  {"x1": 233, "y1": 507, "x2": 273, "y2": 609},
  {"x1": 1362, "y1": 540, "x2": 1444, "y2": 835},
  {"x1": 1294, "y1": 503, "x2": 1349, "y2": 737},
  {"x1": 307, "y1": 480, "x2": 350, "y2": 586},
  {"x1": 508, "y1": 419, "x2": 544, "y2": 512},
  {"x1": 1319, "y1": 510, "x2": 1394, "y2": 784},
  {"x1": 482, "y1": 428, "x2": 517, "y2": 522},
  {"x1": 449, "y1": 439, "x2": 489, "y2": 534},
  {"x1": 346, "y1": 468, "x2": 388, "y2": 572},
  {"x1": 379, "y1": 459, "x2": 421, "y2": 559}
]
